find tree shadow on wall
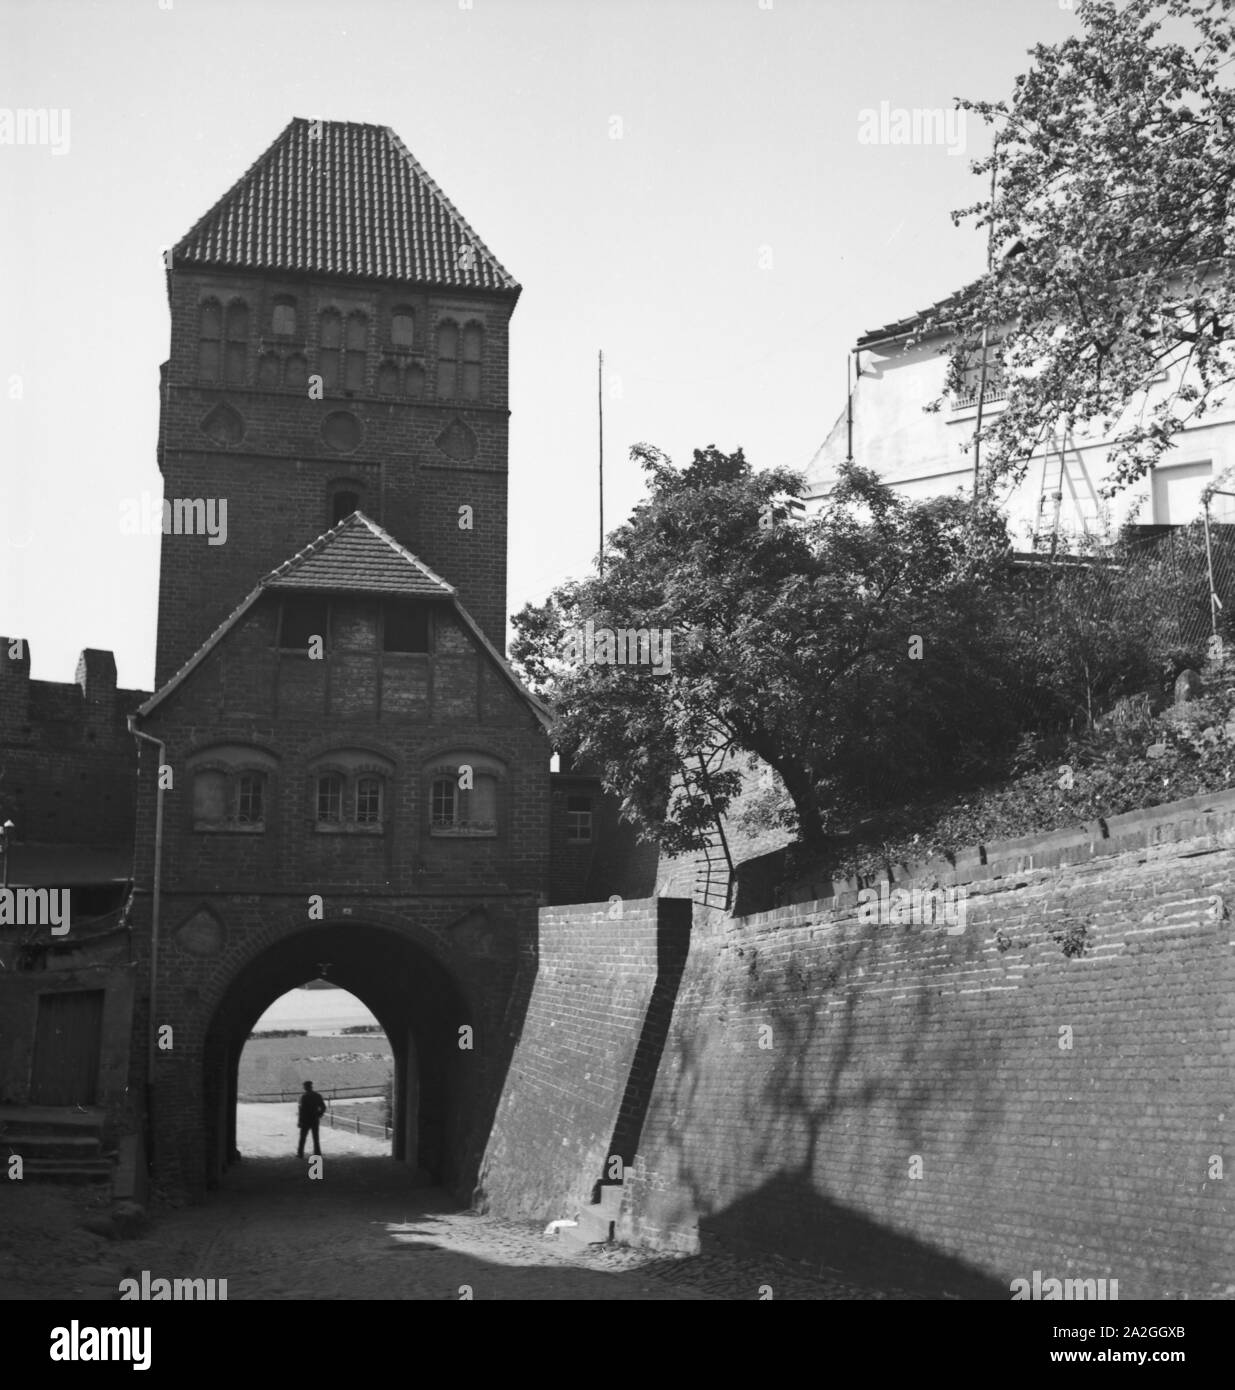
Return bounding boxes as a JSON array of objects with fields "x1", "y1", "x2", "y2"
[{"x1": 639, "y1": 917, "x2": 1013, "y2": 1299}]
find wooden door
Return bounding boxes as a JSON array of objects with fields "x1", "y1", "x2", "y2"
[{"x1": 30, "y1": 990, "x2": 104, "y2": 1105}]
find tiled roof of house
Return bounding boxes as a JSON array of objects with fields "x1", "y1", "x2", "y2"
[
  {"x1": 136, "y1": 512, "x2": 549, "y2": 728},
  {"x1": 266, "y1": 512, "x2": 456, "y2": 598},
  {"x1": 171, "y1": 117, "x2": 519, "y2": 292},
  {"x1": 856, "y1": 283, "x2": 974, "y2": 349}
]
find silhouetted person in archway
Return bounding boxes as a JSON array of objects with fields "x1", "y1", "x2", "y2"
[{"x1": 297, "y1": 1081, "x2": 326, "y2": 1158}]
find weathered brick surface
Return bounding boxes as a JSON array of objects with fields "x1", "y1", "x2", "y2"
[
  {"x1": 132, "y1": 586, "x2": 551, "y2": 1202},
  {"x1": 0, "y1": 639, "x2": 145, "y2": 851},
  {"x1": 483, "y1": 796, "x2": 1235, "y2": 1298},
  {"x1": 156, "y1": 269, "x2": 515, "y2": 685},
  {"x1": 476, "y1": 898, "x2": 690, "y2": 1220}
]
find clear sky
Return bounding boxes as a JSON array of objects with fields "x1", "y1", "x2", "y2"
[{"x1": 0, "y1": 0, "x2": 1080, "y2": 691}]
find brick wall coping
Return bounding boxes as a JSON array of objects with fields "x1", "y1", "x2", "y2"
[{"x1": 729, "y1": 785, "x2": 1235, "y2": 932}]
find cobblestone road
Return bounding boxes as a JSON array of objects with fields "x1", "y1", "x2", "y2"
[{"x1": 1, "y1": 1105, "x2": 915, "y2": 1302}]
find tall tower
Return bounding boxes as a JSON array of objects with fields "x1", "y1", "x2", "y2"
[{"x1": 156, "y1": 118, "x2": 519, "y2": 685}]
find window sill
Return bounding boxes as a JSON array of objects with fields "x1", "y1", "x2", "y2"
[
  {"x1": 314, "y1": 823, "x2": 384, "y2": 835},
  {"x1": 194, "y1": 822, "x2": 266, "y2": 833},
  {"x1": 430, "y1": 827, "x2": 498, "y2": 838}
]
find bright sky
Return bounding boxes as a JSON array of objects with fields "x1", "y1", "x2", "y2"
[{"x1": 0, "y1": 0, "x2": 1080, "y2": 691}]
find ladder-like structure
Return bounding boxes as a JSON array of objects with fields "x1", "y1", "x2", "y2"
[
  {"x1": 1032, "y1": 431, "x2": 1105, "y2": 555},
  {"x1": 679, "y1": 743, "x2": 735, "y2": 912}
]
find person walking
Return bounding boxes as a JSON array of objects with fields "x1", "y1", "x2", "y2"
[{"x1": 297, "y1": 1080, "x2": 326, "y2": 1158}]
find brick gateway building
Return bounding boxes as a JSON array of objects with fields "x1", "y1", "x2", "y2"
[{"x1": 128, "y1": 118, "x2": 554, "y2": 1200}]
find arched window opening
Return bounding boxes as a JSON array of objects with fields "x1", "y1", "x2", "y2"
[
  {"x1": 391, "y1": 307, "x2": 415, "y2": 347},
  {"x1": 436, "y1": 322, "x2": 459, "y2": 397},
  {"x1": 345, "y1": 313, "x2": 367, "y2": 392},
  {"x1": 320, "y1": 311, "x2": 342, "y2": 391},
  {"x1": 224, "y1": 302, "x2": 249, "y2": 385},
  {"x1": 461, "y1": 323, "x2": 482, "y2": 399},
  {"x1": 198, "y1": 301, "x2": 222, "y2": 381}
]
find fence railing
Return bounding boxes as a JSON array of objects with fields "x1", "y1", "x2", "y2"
[
  {"x1": 237, "y1": 1086, "x2": 384, "y2": 1103},
  {"x1": 321, "y1": 1110, "x2": 391, "y2": 1141}
]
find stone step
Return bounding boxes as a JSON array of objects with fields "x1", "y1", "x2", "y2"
[
  {"x1": 0, "y1": 1107, "x2": 106, "y2": 1140},
  {"x1": 4, "y1": 1134, "x2": 103, "y2": 1160},
  {"x1": 16, "y1": 1158, "x2": 115, "y2": 1184},
  {"x1": 558, "y1": 1184, "x2": 624, "y2": 1250}
]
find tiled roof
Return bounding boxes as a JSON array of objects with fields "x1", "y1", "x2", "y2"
[
  {"x1": 136, "y1": 512, "x2": 549, "y2": 728},
  {"x1": 267, "y1": 512, "x2": 456, "y2": 598},
  {"x1": 172, "y1": 118, "x2": 519, "y2": 292},
  {"x1": 856, "y1": 283, "x2": 975, "y2": 349}
]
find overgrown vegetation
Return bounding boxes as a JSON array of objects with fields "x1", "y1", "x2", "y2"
[
  {"x1": 514, "y1": 444, "x2": 1231, "y2": 873},
  {"x1": 802, "y1": 689, "x2": 1235, "y2": 884}
]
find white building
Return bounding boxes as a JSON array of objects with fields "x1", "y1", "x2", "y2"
[{"x1": 804, "y1": 286, "x2": 1235, "y2": 547}]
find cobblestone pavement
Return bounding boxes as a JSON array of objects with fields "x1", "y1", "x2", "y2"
[{"x1": 1, "y1": 1107, "x2": 917, "y2": 1302}]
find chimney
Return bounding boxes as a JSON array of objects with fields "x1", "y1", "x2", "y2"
[{"x1": 75, "y1": 648, "x2": 118, "y2": 712}]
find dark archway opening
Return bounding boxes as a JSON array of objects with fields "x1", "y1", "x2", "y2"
[{"x1": 202, "y1": 924, "x2": 472, "y2": 1195}]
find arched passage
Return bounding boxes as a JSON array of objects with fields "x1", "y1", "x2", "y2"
[{"x1": 201, "y1": 922, "x2": 473, "y2": 1192}]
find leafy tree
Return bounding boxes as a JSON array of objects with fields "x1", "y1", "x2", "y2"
[
  {"x1": 512, "y1": 445, "x2": 1022, "y2": 854},
  {"x1": 928, "y1": 0, "x2": 1235, "y2": 493}
]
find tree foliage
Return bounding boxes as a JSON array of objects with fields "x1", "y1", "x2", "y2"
[
  {"x1": 512, "y1": 445, "x2": 1024, "y2": 854},
  {"x1": 927, "y1": 0, "x2": 1235, "y2": 492}
]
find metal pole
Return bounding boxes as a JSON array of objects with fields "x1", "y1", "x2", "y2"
[
  {"x1": 972, "y1": 154, "x2": 999, "y2": 505},
  {"x1": 598, "y1": 349, "x2": 605, "y2": 579},
  {"x1": 1203, "y1": 496, "x2": 1220, "y2": 637},
  {"x1": 129, "y1": 720, "x2": 166, "y2": 1171}
]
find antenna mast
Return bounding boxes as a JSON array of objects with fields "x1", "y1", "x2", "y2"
[{"x1": 598, "y1": 349, "x2": 605, "y2": 579}]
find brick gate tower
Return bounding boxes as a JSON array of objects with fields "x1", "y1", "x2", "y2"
[{"x1": 130, "y1": 119, "x2": 551, "y2": 1202}]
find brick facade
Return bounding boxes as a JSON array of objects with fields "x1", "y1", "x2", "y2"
[
  {"x1": 129, "y1": 121, "x2": 552, "y2": 1202},
  {"x1": 479, "y1": 792, "x2": 1235, "y2": 1298},
  {"x1": 156, "y1": 269, "x2": 515, "y2": 685}
]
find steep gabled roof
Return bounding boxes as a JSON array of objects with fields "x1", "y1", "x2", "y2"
[
  {"x1": 136, "y1": 512, "x2": 548, "y2": 728},
  {"x1": 171, "y1": 117, "x2": 519, "y2": 293},
  {"x1": 266, "y1": 511, "x2": 456, "y2": 598}
]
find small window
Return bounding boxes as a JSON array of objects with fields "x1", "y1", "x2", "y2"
[
  {"x1": 193, "y1": 769, "x2": 227, "y2": 825},
  {"x1": 224, "y1": 301, "x2": 249, "y2": 386},
  {"x1": 462, "y1": 323, "x2": 482, "y2": 399},
  {"x1": 383, "y1": 602, "x2": 429, "y2": 653},
  {"x1": 190, "y1": 749, "x2": 275, "y2": 832},
  {"x1": 431, "y1": 777, "x2": 456, "y2": 828},
  {"x1": 198, "y1": 301, "x2": 222, "y2": 382},
  {"x1": 234, "y1": 774, "x2": 265, "y2": 826},
  {"x1": 272, "y1": 297, "x2": 297, "y2": 337},
  {"x1": 392, "y1": 308, "x2": 415, "y2": 347},
  {"x1": 345, "y1": 313, "x2": 367, "y2": 392},
  {"x1": 280, "y1": 596, "x2": 329, "y2": 650},
  {"x1": 316, "y1": 774, "x2": 343, "y2": 823},
  {"x1": 436, "y1": 322, "x2": 458, "y2": 397},
  {"x1": 331, "y1": 490, "x2": 360, "y2": 525},
  {"x1": 566, "y1": 794, "x2": 593, "y2": 843},
  {"x1": 431, "y1": 772, "x2": 497, "y2": 835},
  {"x1": 320, "y1": 311, "x2": 342, "y2": 391},
  {"x1": 355, "y1": 776, "x2": 382, "y2": 824}
]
